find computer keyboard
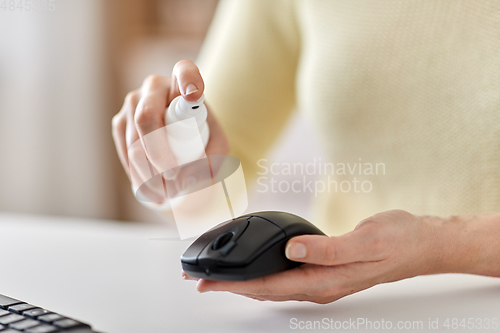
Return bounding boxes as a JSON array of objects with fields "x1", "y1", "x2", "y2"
[{"x1": 0, "y1": 294, "x2": 97, "y2": 333}]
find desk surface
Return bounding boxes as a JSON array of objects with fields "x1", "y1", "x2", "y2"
[{"x1": 0, "y1": 213, "x2": 498, "y2": 333}]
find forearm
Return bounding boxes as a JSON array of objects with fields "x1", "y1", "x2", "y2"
[{"x1": 427, "y1": 213, "x2": 500, "y2": 277}]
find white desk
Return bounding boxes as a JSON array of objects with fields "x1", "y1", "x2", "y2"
[{"x1": 0, "y1": 213, "x2": 498, "y2": 333}]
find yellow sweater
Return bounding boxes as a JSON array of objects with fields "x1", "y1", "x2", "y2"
[{"x1": 198, "y1": 0, "x2": 500, "y2": 235}]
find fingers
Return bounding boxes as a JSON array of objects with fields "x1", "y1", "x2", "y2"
[
  {"x1": 124, "y1": 92, "x2": 158, "y2": 193},
  {"x1": 182, "y1": 271, "x2": 310, "y2": 304},
  {"x1": 124, "y1": 91, "x2": 141, "y2": 148},
  {"x1": 170, "y1": 60, "x2": 204, "y2": 102},
  {"x1": 232, "y1": 292, "x2": 313, "y2": 302},
  {"x1": 181, "y1": 271, "x2": 199, "y2": 281},
  {"x1": 187, "y1": 264, "x2": 381, "y2": 304},
  {"x1": 112, "y1": 60, "x2": 207, "y2": 203},
  {"x1": 135, "y1": 75, "x2": 179, "y2": 176},
  {"x1": 111, "y1": 111, "x2": 128, "y2": 176},
  {"x1": 204, "y1": 102, "x2": 230, "y2": 155},
  {"x1": 285, "y1": 224, "x2": 386, "y2": 266},
  {"x1": 111, "y1": 90, "x2": 140, "y2": 178},
  {"x1": 233, "y1": 292, "x2": 337, "y2": 303},
  {"x1": 135, "y1": 75, "x2": 169, "y2": 136},
  {"x1": 196, "y1": 265, "x2": 317, "y2": 296},
  {"x1": 120, "y1": 90, "x2": 165, "y2": 200}
]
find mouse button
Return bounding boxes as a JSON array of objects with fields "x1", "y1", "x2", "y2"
[
  {"x1": 212, "y1": 232, "x2": 234, "y2": 250},
  {"x1": 225, "y1": 218, "x2": 250, "y2": 240},
  {"x1": 283, "y1": 222, "x2": 326, "y2": 237},
  {"x1": 181, "y1": 217, "x2": 245, "y2": 265},
  {"x1": 181, "y1": 226, "x2": 223, "y2": 264},
  {"x1": 216, "y1": 216, "x2": 285, "y2": 267},
  {"x1": 196, "y1": 219, "x2": 249, "y2": 262},
  {"x1": 181, "y1": 236, "x2": 212, "y2": 265},
  {"x1": 252, "y1": 211, "x2": 300, "y2": 230},
  {"x1": 254, "y1": 212, "x2": 326, "y2": 237},
  {"x1": 218, "y1": 240, "x2": 237, "y2": 257}
]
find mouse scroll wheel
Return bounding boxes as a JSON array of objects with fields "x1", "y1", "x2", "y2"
[{"x1": 212, "y1": 232, "x2": 234, "y2": 250}]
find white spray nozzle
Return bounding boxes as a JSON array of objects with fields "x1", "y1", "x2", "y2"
[{"x1": 177, "y1": 93, "x2": 205, "y2": 118}]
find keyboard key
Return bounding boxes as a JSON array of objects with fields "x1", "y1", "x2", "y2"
[
  {"x1": 53, "y1": 318, "x2": 89, "y2": 329},
  {"x1": 8, "y1": 303, "x2": 38, "y2": 314},
  {"x1": 9, "y1": 318, "x2": 40, "y2": 330},
  {"x1": 0, "y1": 313, "x2": 25, "y2": 324},
  {"x1": 0, "y1": 308, "x2": 10, "y2": 317},
  {"x1": 0, "y1": 323, "x2": 4, "y2": 329},
  {"x1": 38, "y1": 313, "x2": 63, "y2": 323},
  {"x1": 0, "y1": 295, "x2": 23, "y2": 309},
  {"x1": 23, "y1": 308, "x2": 52, "y2": 319},
  {"x1": 3, "y1": 329, "x2": 28, "y2": 333},
  {"x1": 25, "y1": 324, "x2": 59, "y2": 333}
]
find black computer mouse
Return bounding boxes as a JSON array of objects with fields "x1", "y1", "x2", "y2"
[{"x1": 181, "y1": 211, "x2": 326, "y2": 281}]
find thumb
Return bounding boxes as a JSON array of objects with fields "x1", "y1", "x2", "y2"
[
  {"x1": 170, "y1": 60, "x2": 205, "y2": 102},
  {"x1": 285, "y1": 229, "x2": 379, "y2": 266}
]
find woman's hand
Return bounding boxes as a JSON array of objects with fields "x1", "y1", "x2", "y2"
[
  {"x1": 185, "y1": 210, "x2": 474, "y2": 304},
  {"x1": 111, "y1": 60, "x2": 229, "y2": 202}
]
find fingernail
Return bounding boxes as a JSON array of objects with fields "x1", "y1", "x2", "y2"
[
  {"x1": 286, "y1": 242, "x2": 307, "y2": 259},
  {"x1": 185, "y1": 83, "x2": 198, "y2": 95},
  {"x1": 182, "y1": 176, "x2": 196, "y2": 191}
]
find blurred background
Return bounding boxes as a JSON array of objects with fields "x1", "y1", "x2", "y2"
[{"x1": 0, "y1": 0, "x2": 323, "y2": 224}]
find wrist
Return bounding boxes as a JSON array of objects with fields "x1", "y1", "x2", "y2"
[{"x1": 425, "y1": 214, "x2": 500, "y2": 276}]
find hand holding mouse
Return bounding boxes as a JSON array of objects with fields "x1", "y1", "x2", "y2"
[{"x1": 186, "y1": 210, "x2": 500, "y2": 303}]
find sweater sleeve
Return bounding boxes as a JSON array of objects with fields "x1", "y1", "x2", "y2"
[{"x1": 197, "y1": 0, "x2": 300, "y2": 185}]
